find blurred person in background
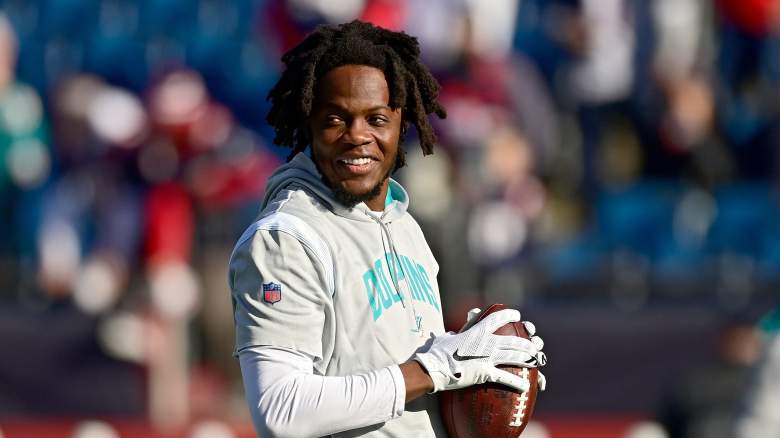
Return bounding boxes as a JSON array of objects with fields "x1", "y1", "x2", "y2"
[
  {"x1": 0, "y1": 12, "x2": 49, "y2": 298},
  {"x1": 642, "y1": 0, "x2": 722, "y2": 182},
  {"x1": 714, "y1": 0, "x2": 780, "y2": 179},
  {"x1": 400, "y1": 0, "x2": 558, "y2": 321},
  {"x1": 657, "y1": 315, "x2": 761, "y2": 438},
  {"x1": 735, "y1": 303, "x2": 780, "y2": 438},
  {"x1": 565, "y1": 0, "x2": 637, "y2": 194},
  {"x1": 465, "y1": 126, "x2": 545, "y2": 306},
  {"x1": 38, "y1": 73, "x2": 146, "y2": 314},
  {"x1": 228, "y1": 20, "x2": 546, "y2": 437}
]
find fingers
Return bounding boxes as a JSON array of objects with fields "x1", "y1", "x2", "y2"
[
  {"x1": 492, "y1": 350, "x2": 541, "y2": 367},
  {"x1": 536, "y1": 351, "x2": 547, "y2": 367},
  {"x1": 486, "y1": 368, "x2": 531, "y2": 393},
  {"x1": 493, "y1": 348, "x2": 547, "y2": 368},
  {"x1": 522, "y1": 321, "x2": 536, "y2": 336},
  {"x1": 466, "y1": 308, "x2": 482, "y2": 323},
  {"x1": 494, "y1": 335, "x2": 537, "y2": 353},
  {"x1": 461, "y1": 308, "x2": 482, "y2": 331},
  {"x1": 476, "y1": 309, "x2": 521, "y2": 334},
  {"x1": 522, "y1": 320, "x2": 544, "y2": 353},
  {"x1": 538, "y1": 371, "x2": 547, "y2": 391},
  {"x1": 522, "y1": 321, "x2": 545, "y2": 352},
  {"x1": 494, "y1": 333, "x2": 544, "y2": 352}
]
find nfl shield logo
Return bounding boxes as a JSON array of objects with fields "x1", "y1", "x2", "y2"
[{"x1": 262, "y1": 282, "x2": 282, "y2": 304}]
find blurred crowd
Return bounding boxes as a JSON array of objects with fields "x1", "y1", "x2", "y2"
[{"x1": 0, "y1": 0, "x2": 779, "y2": 436}]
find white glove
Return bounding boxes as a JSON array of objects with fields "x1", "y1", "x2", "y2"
[
  {"x1": 413, "y1": 309, "x2": 547, "y2": 393},
  {"x1": 464, "y1": 307, "x2": 548, "y2": 391}
]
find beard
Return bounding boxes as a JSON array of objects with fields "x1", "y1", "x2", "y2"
[
  {"x1": 322, "y1": 167, "x2": 391, "y2": 209},
  {"x1": 310, "y1": 149, "x2": 398, "y2": 209},
  {"x1": 330, "y1": 178, "x2": 386, "y2": 209}
]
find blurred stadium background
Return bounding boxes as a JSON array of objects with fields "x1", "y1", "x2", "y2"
[{"x1": 0, "y1": 0, "x2": 778, "y2": 437}]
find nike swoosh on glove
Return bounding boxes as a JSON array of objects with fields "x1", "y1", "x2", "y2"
[{"x1": 413, "y1": 309, "x2": 547, "y2": 393}]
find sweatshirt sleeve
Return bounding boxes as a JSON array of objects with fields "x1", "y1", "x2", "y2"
[
  {"x1": 239, "y1": 346, "x2": 406, "y2": 438},
  {"x1": 229, "y1": 216, "x2": 333, "y2": 360}
]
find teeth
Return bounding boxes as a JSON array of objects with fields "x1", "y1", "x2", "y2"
[{"x1": 341, "y1": 157, "x2": 371, "y2": 165}]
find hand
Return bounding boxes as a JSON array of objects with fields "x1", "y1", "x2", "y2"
[
  {"x1": 413, "y1": 309, "x2": 547, "y2": 393},
  {"x1": 463, "y1": 308, "x2": 543, "y2": 347},
  {"x1": 517, "y1": 318, "x2": 547, "y2": 391},
  {"x1": 464, "y1": 308, "x2": 548, "y2": 391}
]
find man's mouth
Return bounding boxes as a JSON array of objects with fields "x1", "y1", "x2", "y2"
[
  {"x1": 336, "y1": 156, "x2": 377, "y2": 175},
  {"x1": 339, "y1": 157, "x2": 373, "y2": 166}
]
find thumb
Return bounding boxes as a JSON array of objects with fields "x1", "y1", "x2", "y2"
[{"x1": 538, "y1": 371, "x2": 547, "y2": 392}]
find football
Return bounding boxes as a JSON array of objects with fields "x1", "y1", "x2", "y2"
[{"x1": 439, "y1": 303, "x2": 540, "y2": 438}]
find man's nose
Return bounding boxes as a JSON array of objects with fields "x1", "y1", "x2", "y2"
[{"x1": 343, "y1": 119, "x2": 372, "y2": 146}]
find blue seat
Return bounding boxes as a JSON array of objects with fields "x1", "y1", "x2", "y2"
[
  {"x1": 138, "y1": 0, "x2": 195, "y2": 40},
  {"x1": 37, "y1": 0, "x2": 98, "y2": 40},
  {"x1": 595, "y1": 180, "x2": 680, "y2": 260},
  {"x1": 191, "y1": 0, "x2": 259, "y2": 40},
  {"x1": 707, "y1": 182, "x2": 779, "y2": 257},
  {"x1": 3, "y1": 0, "x2": 40, "y2": 39},
  {"x1": 185, "y1": 33, "x2": 235, "y2": 78},
  {"x1": 205, "y1": 39, "x2": 277, "y2": 131},
  {"x1": 758, "y1": 228, "x2": 780, "y2": 279},
  {"x1": 539, "y1": 232, "x2": 608, "y2": 282},
  {"x1": 653, "y1": 235, "x2": 708, "y2": 280},
  {"x1": 652, "y1": 188, "x2": 715, "y2": 280},
  {"x1": 83, "y1": 34, "x2": 147, "y2": 91},
  {"x1": 15, "y1": 38, "x2": 47, "y2": 93}
]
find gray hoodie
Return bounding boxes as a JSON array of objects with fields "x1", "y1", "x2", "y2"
[{"x1": 229, "y1": 153, "x2": 446, "y2": 436}]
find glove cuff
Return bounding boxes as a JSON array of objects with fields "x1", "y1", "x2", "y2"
[{"x1": 412, "y1": 354, "x2": 449, "y2": 393}]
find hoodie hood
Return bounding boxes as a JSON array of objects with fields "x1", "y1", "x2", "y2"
[{"x1": 261, "y1": 152, "x2": 409, "y2": 223}]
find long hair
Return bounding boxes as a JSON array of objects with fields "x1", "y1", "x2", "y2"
[{"x1": 266, "y1": 20, "x2": 447, "y2": 169}]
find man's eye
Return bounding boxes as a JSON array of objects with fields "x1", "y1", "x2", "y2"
[
  {"x1": 325, "y1": 116, "x2": 343, "y2": 125},
  {"x1": 369, "y1": 116, "x2": 388, "y2": 126}
]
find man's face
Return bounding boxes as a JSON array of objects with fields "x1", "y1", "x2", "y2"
[{"x1": 309, "y1": 64, "x2": 402, "y2": 211}]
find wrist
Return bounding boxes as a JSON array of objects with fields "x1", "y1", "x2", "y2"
[{"x1": 400, "y1": 360, "x2": 434, "y2": 400}]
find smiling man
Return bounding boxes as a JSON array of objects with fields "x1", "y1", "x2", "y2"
[
  {"x1": 309, "y1": 64, "x2": 401, "y2": 210},
  {"x1": 229, "y1": 21, "x2": 547, "y2": 438}
]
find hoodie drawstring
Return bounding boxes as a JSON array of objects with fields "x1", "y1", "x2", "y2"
[{"x1": 370, "y1": 213, "x2": 423, "y2": 334}]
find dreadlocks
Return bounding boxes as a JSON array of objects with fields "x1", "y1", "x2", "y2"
[{"x1": 266, "y1": 20, "x2": 447, "y2": 169}]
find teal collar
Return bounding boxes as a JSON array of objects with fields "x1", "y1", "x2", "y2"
[{"x1": 385, "y1": 181, "x2": 404, "y2": 207}]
